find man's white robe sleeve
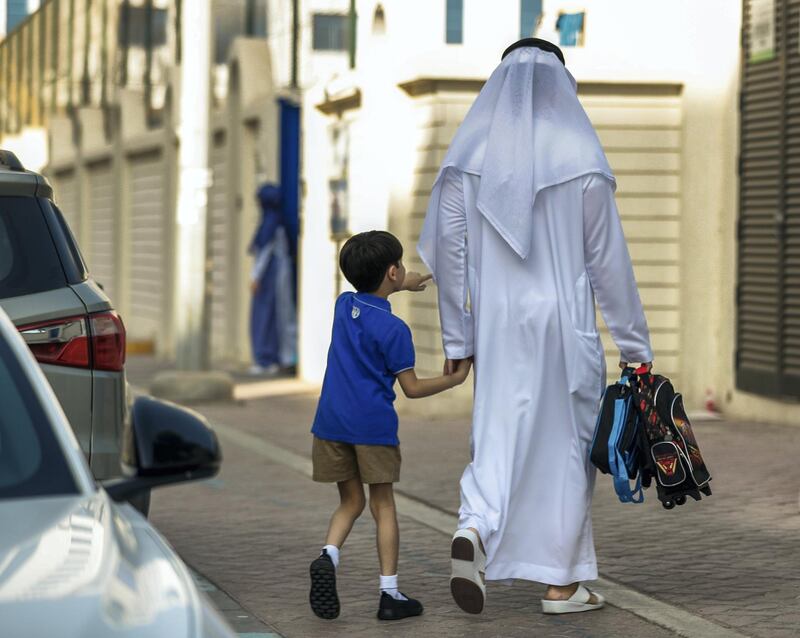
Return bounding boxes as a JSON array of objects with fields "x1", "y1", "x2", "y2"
[
  {"x1": 583, "y1": 173, "x2": 654, "y2": 364},
  {"x1": 434, "y1": 168, "x2": 474, "y2": 360}
]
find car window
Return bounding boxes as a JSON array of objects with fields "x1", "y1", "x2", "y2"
[
  {"x1": 0, "y1": 338, "x2": 78, "y2": 499},
  {"x1": 0, "y1": 197, "x2": 67, "y2": 299},
  {"x1": 47, "y1": 201, "x2": 89, "y2": 282}
]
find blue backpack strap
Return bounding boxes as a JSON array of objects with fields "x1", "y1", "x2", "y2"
[{"x1": 607, "y1": 395, "x2": 645, "y2": 504}]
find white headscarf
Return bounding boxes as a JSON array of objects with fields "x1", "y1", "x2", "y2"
[{"x1": 417, "y1": 46, "x2": 615, "y2": 271}]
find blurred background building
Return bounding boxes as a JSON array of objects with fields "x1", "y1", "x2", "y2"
[{"x1": 1, "y1": 1, "x2": 797, "y2": 426}]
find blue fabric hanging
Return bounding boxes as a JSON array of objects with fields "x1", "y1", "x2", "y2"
[
  {"x1": 250, "y1": 183, "x2": 284, "y2": 368},
  {"x1": 250, "y1": 256, "x2": 280, "y2": 367}
]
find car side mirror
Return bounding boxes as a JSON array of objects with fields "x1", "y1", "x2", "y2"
[{"x1": 103, "y1": 396, "x2": 222, "y2": 503}]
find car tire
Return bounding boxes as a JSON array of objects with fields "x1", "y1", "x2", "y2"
[{"x1": 128, "y1": 489, "x2": 151, "y2": 518}]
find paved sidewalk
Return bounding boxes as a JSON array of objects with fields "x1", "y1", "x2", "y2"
[
  {"x1": 144, "y1": 387, "x2": 800, "y2": 637},
  {"x1": 151, "y1": 417, "x2": 676, "y2": 637}
]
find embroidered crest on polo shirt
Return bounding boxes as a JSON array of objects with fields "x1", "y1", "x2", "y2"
[{"x1": 352, "y1": 306, "x2": 361, "y2": 319}]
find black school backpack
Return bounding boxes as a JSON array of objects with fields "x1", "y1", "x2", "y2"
[
  {"x1": 631, "y1": 371, "x2": 712, "y2": 509},
  {"x1": 590, "y1": 366, "x2": 713, "y2": 510}
]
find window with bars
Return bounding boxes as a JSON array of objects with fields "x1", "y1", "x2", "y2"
[
  {"x1": 6, "y1": 0, "x2": 30, "y2": 34},
  {"x1": 520, "y1": 0, "x2": 542, "y2": 38},
  {"x1": 246, "y1": 0, "x2": 268, "y2": 37},
  {"x1": 312, "y1": 13, "x2": 349, "y2": 52},
  {"x1": 446, "y1": 0, "x2": 463, "y2": 44}
]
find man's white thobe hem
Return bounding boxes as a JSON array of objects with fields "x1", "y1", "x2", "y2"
[{"x1": 485, "y1": 560, "x2": 598, "y2": 587}]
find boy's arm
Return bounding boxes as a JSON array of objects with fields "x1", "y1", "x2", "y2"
[{"x1": 396, "y1": 359, "x2": 471, "y2": 399}]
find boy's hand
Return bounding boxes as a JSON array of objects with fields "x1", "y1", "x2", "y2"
[{"x1": 403, "y1": 272, "x2": 433, "y2": 292}]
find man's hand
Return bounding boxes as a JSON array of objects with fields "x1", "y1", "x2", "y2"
[
  {"x1": 402, "y1": 272, "x2": 433, "y2": 292},
  {"x1": 619, "y1": 360, "x2": 653, "y2": 372},
  {"x1": 250, "y1": 281, "x2": 259, "y2": 295},
  {"x1": 445, "y1": 357, "x2": 473, "y2": 376}
]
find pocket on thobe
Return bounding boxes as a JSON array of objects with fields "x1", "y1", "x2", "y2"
[{"x1": 568, "y1": 272, "x2": 604, "y2": 401}]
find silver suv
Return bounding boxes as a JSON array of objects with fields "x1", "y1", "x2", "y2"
[{"x1": 0, "y1": 150, "x2": 136, "y2": 508}]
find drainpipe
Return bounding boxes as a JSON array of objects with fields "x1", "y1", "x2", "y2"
[
  {"x1": 174, "y1": 0, "x2": 212, "y2": 371},
  {"x1": 348, "y1": 0, "x2": 356, "y2": 69},
  {"x1": 291, "y1": 0, "x2": 299, "y2": 89}
]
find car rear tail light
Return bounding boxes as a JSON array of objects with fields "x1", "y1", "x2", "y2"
[
  {"x1": 19, "y1": 311, "x2": 126, "y2": 372},
  {"x1": 89, "y1": 311, "x2": 126, "y2": 372},
  {"x1": 19, "y1": 316, "x2": 90, "y2": 368}
]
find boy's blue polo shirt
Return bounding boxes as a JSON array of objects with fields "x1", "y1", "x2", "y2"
[{"x1": 311, "y1": 292, "x2": 415, "y2": 446}]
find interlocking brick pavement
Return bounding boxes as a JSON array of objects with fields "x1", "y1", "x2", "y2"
[
  {"x1": 178, "y1": 392, "x2": 800, "y2": 638},
  {"x1": 150, "y1": 419, "x2": 677, "y2": 637}
]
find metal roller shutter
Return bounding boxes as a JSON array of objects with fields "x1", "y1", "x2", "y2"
[
  {"x1": 128, "y1": 150, "x2": 167, "y2": 348},
  {"x1": 87, "y1": 159, "x2": 116, "y2": 304},
  {"x1": 208, "y1": 133, "x2": 230, "y2": 361},
  {"x1": 736, "y1": 0, "x2": 799, "y2": 397},
  {"x1": 783, "y1": 0, "x2": 800, "y2": 393},
  {"x1": 52, "y1": 168, "x2": 80, "y2": 240}
]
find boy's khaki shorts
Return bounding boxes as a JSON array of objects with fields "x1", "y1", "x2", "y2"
[{"x1": 312, "y1": 436, "x2": 401, "y2": 484}]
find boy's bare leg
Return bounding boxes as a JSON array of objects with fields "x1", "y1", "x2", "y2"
[
  {"x1": 369, "y1": 483, "x2": 425, "y2": 619},
  {"x1": 325, "y1": 477, "x2": 366, "y2": 548},
  {"x1": 368, "y1": 483, "x2": 399, "y2": 575}
]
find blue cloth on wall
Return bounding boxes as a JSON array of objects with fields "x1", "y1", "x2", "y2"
[
  {"x1": 252, "y1": 184, "x2": 283, "y2": 253},
  {"x1": 556, "y1": 12, "x2": 584, "y2": 47},
  {"x1": 250, "y1": 256, "x2": 280, "y2": 367}
]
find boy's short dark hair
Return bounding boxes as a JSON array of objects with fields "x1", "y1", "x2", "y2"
[{"x1": 339, "y1": 231, "x2": 403, "y2": 293}]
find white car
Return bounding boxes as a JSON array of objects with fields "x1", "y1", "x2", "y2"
[{"x1": 0, "y1": 307, "x2": 235, "y2": 638}]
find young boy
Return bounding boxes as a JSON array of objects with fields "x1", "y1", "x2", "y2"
[{"x1": 309, "y1": 230, "x2": 472, "y2": 621}]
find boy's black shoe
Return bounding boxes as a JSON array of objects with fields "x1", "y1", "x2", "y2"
[
  {"x1": 309, "y1": 550, "x2": 339, "y2": 619},
  {"x1": 377, "y1": 592, "x2": 424, "y2": 621}
]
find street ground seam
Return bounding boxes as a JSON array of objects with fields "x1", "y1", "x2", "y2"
[{"x1": 210, "y1": 420, "x2": 749, "y2": 638}]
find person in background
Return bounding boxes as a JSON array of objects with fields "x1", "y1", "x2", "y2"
[{"x1": 249, "y1": 183, "x2": 298, "y2": 375}]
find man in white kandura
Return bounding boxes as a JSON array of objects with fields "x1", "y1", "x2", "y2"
[{"x1": 417, "y1": 38, "x2": 654, "y2": 615}]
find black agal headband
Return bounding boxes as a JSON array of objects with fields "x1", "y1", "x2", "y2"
[{"x1": 501, "y1": 38, "x2": 565, "y2": 66}]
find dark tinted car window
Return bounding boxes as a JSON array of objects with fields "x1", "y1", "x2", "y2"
[
  {"x1": 0, "y1": 196, "x2": 67, "y2": 298},
  {"x1": 48, "y1": 202, "x2": 89, "y2": 282},
  {"x1": 0, "y1": 338, "x2": 79, "y2": 499}
]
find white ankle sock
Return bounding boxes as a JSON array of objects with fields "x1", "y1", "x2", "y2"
[
  {"x1": 380, "y1": 574, "x2": 407, "y2": 601},
  {"x1": 322, "y1": 544, "x2": 340, "y2": 570}
]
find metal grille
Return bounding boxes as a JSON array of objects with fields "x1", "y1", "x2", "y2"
[{"x1": 736, "y1": 0, "x2": 800, "y2": 397}]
